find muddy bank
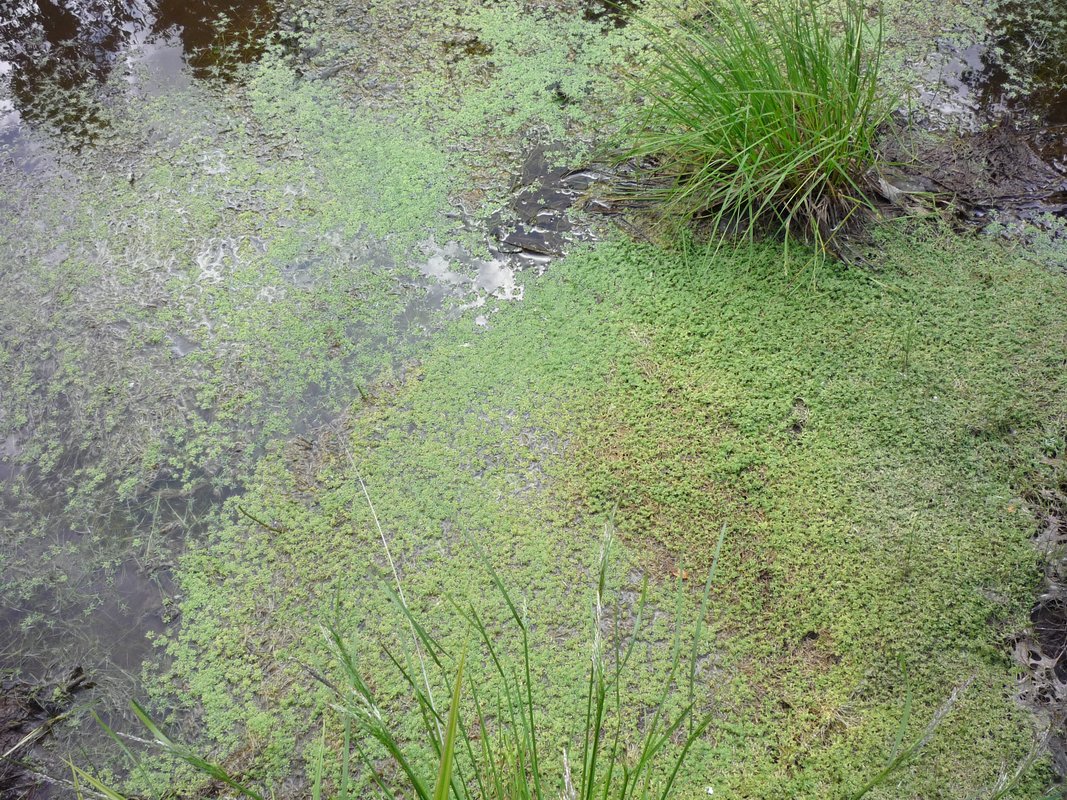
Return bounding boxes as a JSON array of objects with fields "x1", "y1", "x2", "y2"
[
  {"x1": 896, "y1": 0, "x2": 1067, "y2": 227},
  {"x1": 1, "y1": 669, "x2": 93, "y2": 797}
]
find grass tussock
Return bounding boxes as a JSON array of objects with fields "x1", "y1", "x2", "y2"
[{"x1": 623, "y1": 0, "x2": 892, "y2": 257}]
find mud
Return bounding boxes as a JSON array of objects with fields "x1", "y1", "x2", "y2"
[
  {"x1": 882, "y1": 121, "x2": 1067, "y2": 220},
  {"x1": 0, "y1": 669, "x2": 94, "y2": 798},
  {"x1": 904, "y1": 0, "x2": 1067, "y2": 223},
  {"x1": 491, "y1": 144, "x2": 601, "y2": 260},
  {"x1": 580, "y1": 0, "x2": 636, "y2": 29},
  {"x1": 413, "y1": 143, "x2": 605, "y2": 327}
]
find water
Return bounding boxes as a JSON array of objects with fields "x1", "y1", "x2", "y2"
[
  {"x1": 914, "y1": 0, "x2": 1067, "y2": 219},
  {"x1": 981, "y1": 0, "x2": 1067, "y2": 208},
  {"x1": 0, "y1": 1, "x2": 345, "y2": 791},
  {"x1": 0, "y1": 2, "x2": 600, "y2": 790},
  {"x1": 1, "y1": 0, "x2": 275, "y2": 143}
]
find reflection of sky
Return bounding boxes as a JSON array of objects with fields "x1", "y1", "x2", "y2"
[
  {"x1": 1, "y1": 59, "x2": 21, "y2": 143},
  {"x1": 0, "y1": 8, "x2": 193, "y2": 161},
  {"x1": 1, "y1": 0, "x2": 274, "y2": 159},
  {"x1": 121, "y1": 26, "x2": 193, "y2": 96}
]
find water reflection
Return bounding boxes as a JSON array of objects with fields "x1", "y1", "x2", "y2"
[{"x1": 0, "y1": 0, "x2": 275, "y2": 141}]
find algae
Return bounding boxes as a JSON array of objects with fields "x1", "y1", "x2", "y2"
[{"x1": 2, "y1": 0, "x2": 1067, "y2": 797}]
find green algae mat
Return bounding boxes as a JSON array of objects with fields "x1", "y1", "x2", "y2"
[
  {"x1": 131, "y1": 226, "x2": 1065, "y2": 799},
  {"x1": 2, "y1": 0, "x2": 1066, "y2": 798}
]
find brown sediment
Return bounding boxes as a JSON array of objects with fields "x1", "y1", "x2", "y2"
[{"x1": 0, "y1": 669, "x2": 94, "y2": 799}]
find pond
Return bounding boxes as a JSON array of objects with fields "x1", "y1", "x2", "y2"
[{"x1": 2, "y1": 0, "x2": 1067, "y2": 797}]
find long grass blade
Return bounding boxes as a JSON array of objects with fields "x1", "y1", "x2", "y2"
[
  {"x1": 130, "y1": 701, "x2": 266, "y2": 800},
  {"x1": 433, "y1": 648, "x2": 467, "y2": 800}
]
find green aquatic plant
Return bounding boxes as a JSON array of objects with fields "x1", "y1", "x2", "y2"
[
  {"x1": 72, "y1": 226, "x2": 1067, "y2": 798},
  {"x1": 77, "y1": 518, "x2": 722, "y2": 800},
  {"x1": 622, "y1": 0, "x2": 892, "y2": 257},
  {"x1": 323, "y1": 508, "x2": 723, "y2": 800},
  {"x1": 76, "y1": 519, "x2": 972, "y2": 800}
]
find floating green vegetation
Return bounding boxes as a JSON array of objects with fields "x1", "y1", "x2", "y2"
[
  {"x1": 0, "y1": 51, "x2": 455, "y2": 499},
  {"x1": 5, "y1": 0, "x2": 1066, "y2": 795},
  {"x1": 123, "y1": 220, "x2": 1067, "y2": 799},
  {"x1": 0, "y1": 45, "x2": 457, "y2": 702},
  {"x1": 279, "y1": 0, "x2": 648, "y2": 201},
  {"x1": 1, "y1": 0, "x2": 645, "y2": 774},
  {"x1": 90, "y1": 528, "x2": 727, "y2": 800}
]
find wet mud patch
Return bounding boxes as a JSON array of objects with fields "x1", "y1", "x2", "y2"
[
  {"x1": 491, "y1": 144, "x2": 602, "y2": 261},
  {"x1": 580, "y1": 0, "x2": 636, "y2": 29},
  {"x1": 415, "y1": 142, "x2": 608, "y2": 327},
  {"x1": 441, "y1": 30, "x2": 495, "y2": 72},
  {"x1": 882, "y1": 122, "x2": 1067, "y2": 220},
  {"x1": 902, "y1": 0, "x2": 1067, "y2": 223},
  {"x1": 0, "y1": 669, "x2": 94, "y2": 797}
]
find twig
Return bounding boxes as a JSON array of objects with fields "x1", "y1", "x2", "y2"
[{"x1": 237, "y1": 505, "x2": 286, "y2": 534}]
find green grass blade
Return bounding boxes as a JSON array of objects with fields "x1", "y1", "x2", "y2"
[
  {"x1": 311, "y1": 718, "x2": 326, "y2": 800},
  {"x1": 433, "y1": 648, "x2": 467, "y2": 800},
  {"x1": 70, "y1": 763, "x2": 128, "y2": 800},
  {"x1": 130, "y1": 701, "x2": 266, "y2": 800}
]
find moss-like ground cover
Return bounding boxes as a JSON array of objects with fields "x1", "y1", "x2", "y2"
[
  {"x1": 3, "y1": 0, "x2": 1066, "y2": 796},
  {"x1": 138, "y1": 221, "x2": 1067, "y2": 798}
]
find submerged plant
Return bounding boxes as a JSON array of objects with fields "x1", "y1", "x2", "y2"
[{"x1": 622, "y1": 0, "x2": 892, "y2": 257}]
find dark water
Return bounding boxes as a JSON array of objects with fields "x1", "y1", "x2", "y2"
[
  {"x1": 978, "y1": 0, "x2": 1067, "y2": 205},
  {"x1": 0, "y1": 0, "x2": 275, "y2": 143},
  {"x1": 921, "y1": 0, "x2": 1067, "y2": 218}
]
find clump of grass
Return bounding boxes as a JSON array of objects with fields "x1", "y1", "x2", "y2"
[
  {"x1": 622, "y1": 0, "x2": 893, "y2": 258},
  {"x1": 76, "y1": 519, "x2": 722, "y2": 800},
  {"x1": 325, "y1": 521, "x2": 720, "y2": 800}
]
